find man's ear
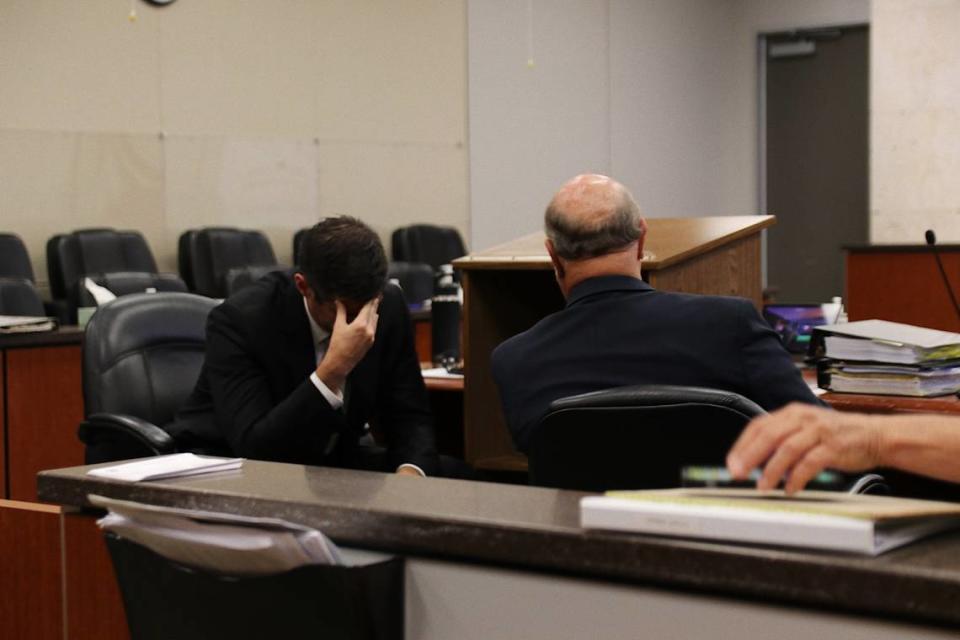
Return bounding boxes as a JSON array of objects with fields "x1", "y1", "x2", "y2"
[
  {"x1": 636, "y1": 218, "x2": 648, "y2": 261},
  {"x1": 545, "y1": 239, "x2": 566, "y2": 279},
  {"x1": 293, "y1": 272, "x2": 311, "y2": 298}
]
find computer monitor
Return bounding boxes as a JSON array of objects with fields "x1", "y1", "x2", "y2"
[{"x1": 762, "y1": 304, "x2": 835, "y2": 353}]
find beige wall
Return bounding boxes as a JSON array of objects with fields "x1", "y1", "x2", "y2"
[
  {"x1": 0, "y1": 0, "x2": 468, "y2": 291},
  {"x1": 871, "y1": 0, "x2": 960, "y2": 244},
  {"x1": 467, "y1": 0, "x2": 871, "y2": 251}
]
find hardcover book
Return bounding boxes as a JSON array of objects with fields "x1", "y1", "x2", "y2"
[{"x1": 580, "y1": 487, "x2": 960, "y2": 555}]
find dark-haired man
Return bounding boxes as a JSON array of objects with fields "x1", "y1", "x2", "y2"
[
  {"x1": 491, "y1": 174, "x2": 821, "y2": 452},
  {"x1": 172, "y1": 216, "x2": 439, "y2": 475}
]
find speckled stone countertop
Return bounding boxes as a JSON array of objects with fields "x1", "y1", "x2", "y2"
[{"x1": 38, "y1": 460, "x2": 960, "y2": 629}]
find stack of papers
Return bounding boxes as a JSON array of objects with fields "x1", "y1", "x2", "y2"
[
  {"x1": 822, "y1": 361, "x2": 960, "y2": 397},
  {"x1": 87, "y1": 453, "x2": 243, "y2": 482},
  {"x1": 816, "y1": 320, "x2": 960, "y2": 364},
  {"x1": 91, "y1": 494, "x2": 342, "y2": 574},
  {"x1": 581, "y1": 487, "x2": 960, "y2": 555},
  {"x1": 420, "y1": 367, "x2": 464, "y2": 380},
  {"x1": 0, "y1": 315, "x2": 57, "y2": 334},
  {"x1": 813, "y1": 320, "x2": 960, "y2": 396}
]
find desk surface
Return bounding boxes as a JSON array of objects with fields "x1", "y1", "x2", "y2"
[
  {"x1": 0, "y1": 326, "x2": 83, "y2": 349},
  {"x1": 800, "y1": 369, "x2": 960, "y2": 414},
  {"x1": 38, "y1": 460, "x2": 960, "y2": 628}
]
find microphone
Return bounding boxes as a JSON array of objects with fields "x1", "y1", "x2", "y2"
[{"x1": 925, "y1": 229, "x2": 960, "y2": 322}]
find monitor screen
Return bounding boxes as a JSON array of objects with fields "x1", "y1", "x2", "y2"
[{"x1": 762, "y1": 304, "x2": 833, "y2": 353}]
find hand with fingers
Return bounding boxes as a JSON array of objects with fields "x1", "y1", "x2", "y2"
[
  {"x1": 726, "y1": 403, "x2": 883, "y2": 494},
  {"x1": 316, "y1": 297, "x2": 381, "y2": 394}
]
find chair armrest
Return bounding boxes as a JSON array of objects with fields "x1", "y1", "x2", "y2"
[{"x1": 78, "y1": 413, "x2": 176, "y2": 457}]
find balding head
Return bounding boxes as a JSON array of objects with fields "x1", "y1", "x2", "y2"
[{"x1": 545, "y1": 174, "x2": 645, "y2": 260}]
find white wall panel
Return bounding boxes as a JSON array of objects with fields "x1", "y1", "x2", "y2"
[
  {"x1": 871, "y1": 0, "x2": 960, "y2": 244},
  {"x1": 468, "y1": 0, "x2": 610, "y2": 251},
  {"x1": 0, "y1": 0, "x2": 162, "y2": 133}
]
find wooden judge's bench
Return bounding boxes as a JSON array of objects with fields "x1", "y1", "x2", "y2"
[{"x1": 453, "y1": 216, "x2": 775, "y2": 472}]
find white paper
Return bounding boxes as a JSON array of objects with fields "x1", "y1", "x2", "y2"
[
  {"x1": 0, "y1": 315, "x2": 56, "y2": 333},
  {"x1": 819, "y1": 319, "x2": 960, "y2": 348},
  {"x1": 87, "y1": 453, "x2": 243, "y2": 482},
  {"x1": 420, "y1": 367, "x2": 463, "y2": 380},
  {"x1": 91, "y1": 495, "x2": 342, "y2": 574},
  {"x1": 83, "y1": 277, "x2": 117, "y2": 305}
]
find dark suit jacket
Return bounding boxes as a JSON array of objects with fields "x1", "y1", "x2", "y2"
[
  {"x1": 491, "y1": 275, "x2": 822, "y2": 452},
  {"x1": 171, "y1": 271, "x2": 439, "y2": 474}
]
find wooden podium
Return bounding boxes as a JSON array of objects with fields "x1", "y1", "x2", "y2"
[{"x1": 453, "y1": 215, "x2": 775, "y2": 471}]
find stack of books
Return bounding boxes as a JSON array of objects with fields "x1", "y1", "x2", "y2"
[
  {"x1": 580, "y1": 487, "x2": 960, "y2": 555},
  {"x1": 811, "y1": 320, "x2": 960, "y2": 397}
]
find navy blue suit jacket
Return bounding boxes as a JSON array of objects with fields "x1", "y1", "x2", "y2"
[
  {"x1": 171, "y1": 271, "x2": 439, "y2": 474},
  {"x1": 491, "y1": 275, "x2": 821, "y2": 452}
]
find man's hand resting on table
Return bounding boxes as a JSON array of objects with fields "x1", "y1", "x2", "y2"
[
  {"x1": 726, "y1": 403, "x2": 882, "y2": 494},
  {"x1": 316, "y1": 298, "x2": 380, "y2": 395}
]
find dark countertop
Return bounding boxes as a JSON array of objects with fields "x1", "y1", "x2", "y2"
[
  {"x1": 844, "y1": 244, "x2": 960, "y2": 253},
  {"x1": 38, "y1": 460, "x2": 960, "y2": 629},
  {"x1": 0, "y1": 325, "x2": 84, "y2": 349}
]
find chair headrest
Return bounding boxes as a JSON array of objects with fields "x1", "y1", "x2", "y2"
[
  {"x1": 547, "y1": 384, "x2": 766, "y2": 419},
  {"x1": 84, "y1": 292, "x2": 217, "y2": 371},
  {"x1": 0, "y1": 233, "x2": 35, "y2": 282},
  {"x1": 0, "y1": 277, "x2": 45, "y2": 316}
]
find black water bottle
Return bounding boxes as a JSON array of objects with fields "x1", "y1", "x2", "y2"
[{"x1": 431, "y1": 264, "x2": 461, "y2": 367}]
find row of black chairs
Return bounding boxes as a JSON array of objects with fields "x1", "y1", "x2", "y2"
[{"x1": 0, "y1": 224, "x2": 467, "y2": 321}]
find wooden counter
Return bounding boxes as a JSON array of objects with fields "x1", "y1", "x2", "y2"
[
  {"x1": 0, "y1": 327, "x2": 85, "y2": 500},
  {"x1": 845, "y1": 244, "x2": 960, "y2": 332}
]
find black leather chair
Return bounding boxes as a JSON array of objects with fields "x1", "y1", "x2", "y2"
[
  {"x1": 386, "y1": 261, "x2": 434, "y2": 305},
  {"x1": 0, "y1": 233, "x2": 51, "y2": 317},
  {"x1": 78, "y1": 292, "x2": 217, "y2": 464},
  {"x1": 0, "y1": 278, "x2": 45, "y2": 316},
  {"x1": 178, "y1": 227, "x2": 279, "y2": 298},
  {"x1": 527, "y1": 385, "x2": 766, "y2": 492},
  {"x1": 46, "y1": 228, "x2": 186, "y2": 323},
  {"x1": 529, "y1": 385, "x2": 888, "y2": 494},
  {"x1": 0, "y1": 233, "x2": 36, "y2": 282},
  {"x1": 223, "y1": 264, "x2": 286, "y2": 296},
  {"x1": 390, "y1": 224, "x2": 467, "y2": 274}
]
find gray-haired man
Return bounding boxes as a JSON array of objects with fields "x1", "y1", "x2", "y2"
[{"x1": 490, "y1": 174, "x2": 820, "y2": 452}]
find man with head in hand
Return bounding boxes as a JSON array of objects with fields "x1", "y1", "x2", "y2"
[
  {"x1": 491, "y1": 174, "x2": 821, "y2": 453},
  {"x1": 172, "y1": 216, "x2": 438, "y2": 476}
]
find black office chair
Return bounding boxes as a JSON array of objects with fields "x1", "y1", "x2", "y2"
[
  {"x1": 223, "y1": 263, "x2": 286, "y2": 296},
  {"x1": 46, "y1": 228, "x2": 186, "y2": 323},
  {"x1": 78, "y1": 292, "x2": 217, "y2": 463},
  {"x1": 528, "y1": 385, "x2": 767, "y2": 492},
  {"x1": 0, "y1": 233, "x2": 57, "y2": 318},
  {"x1": 0, "y1": 233, "x2": 36, "y2": 282},
  {"x1": 0, "y1": 277, "x2": 45, "y2": 316},
  {"x1": 386, "y1": 261, "x2": 434, "y2": 305},
  {"x1": 390, "y1": 224, "x2": 467, "y2": 275},
  {"x1": 178, "y1": 227, "x2": 279, "y2": 298},
  {"x1": 104, "y1": 531, "x2": 403, "y2": 640}
]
